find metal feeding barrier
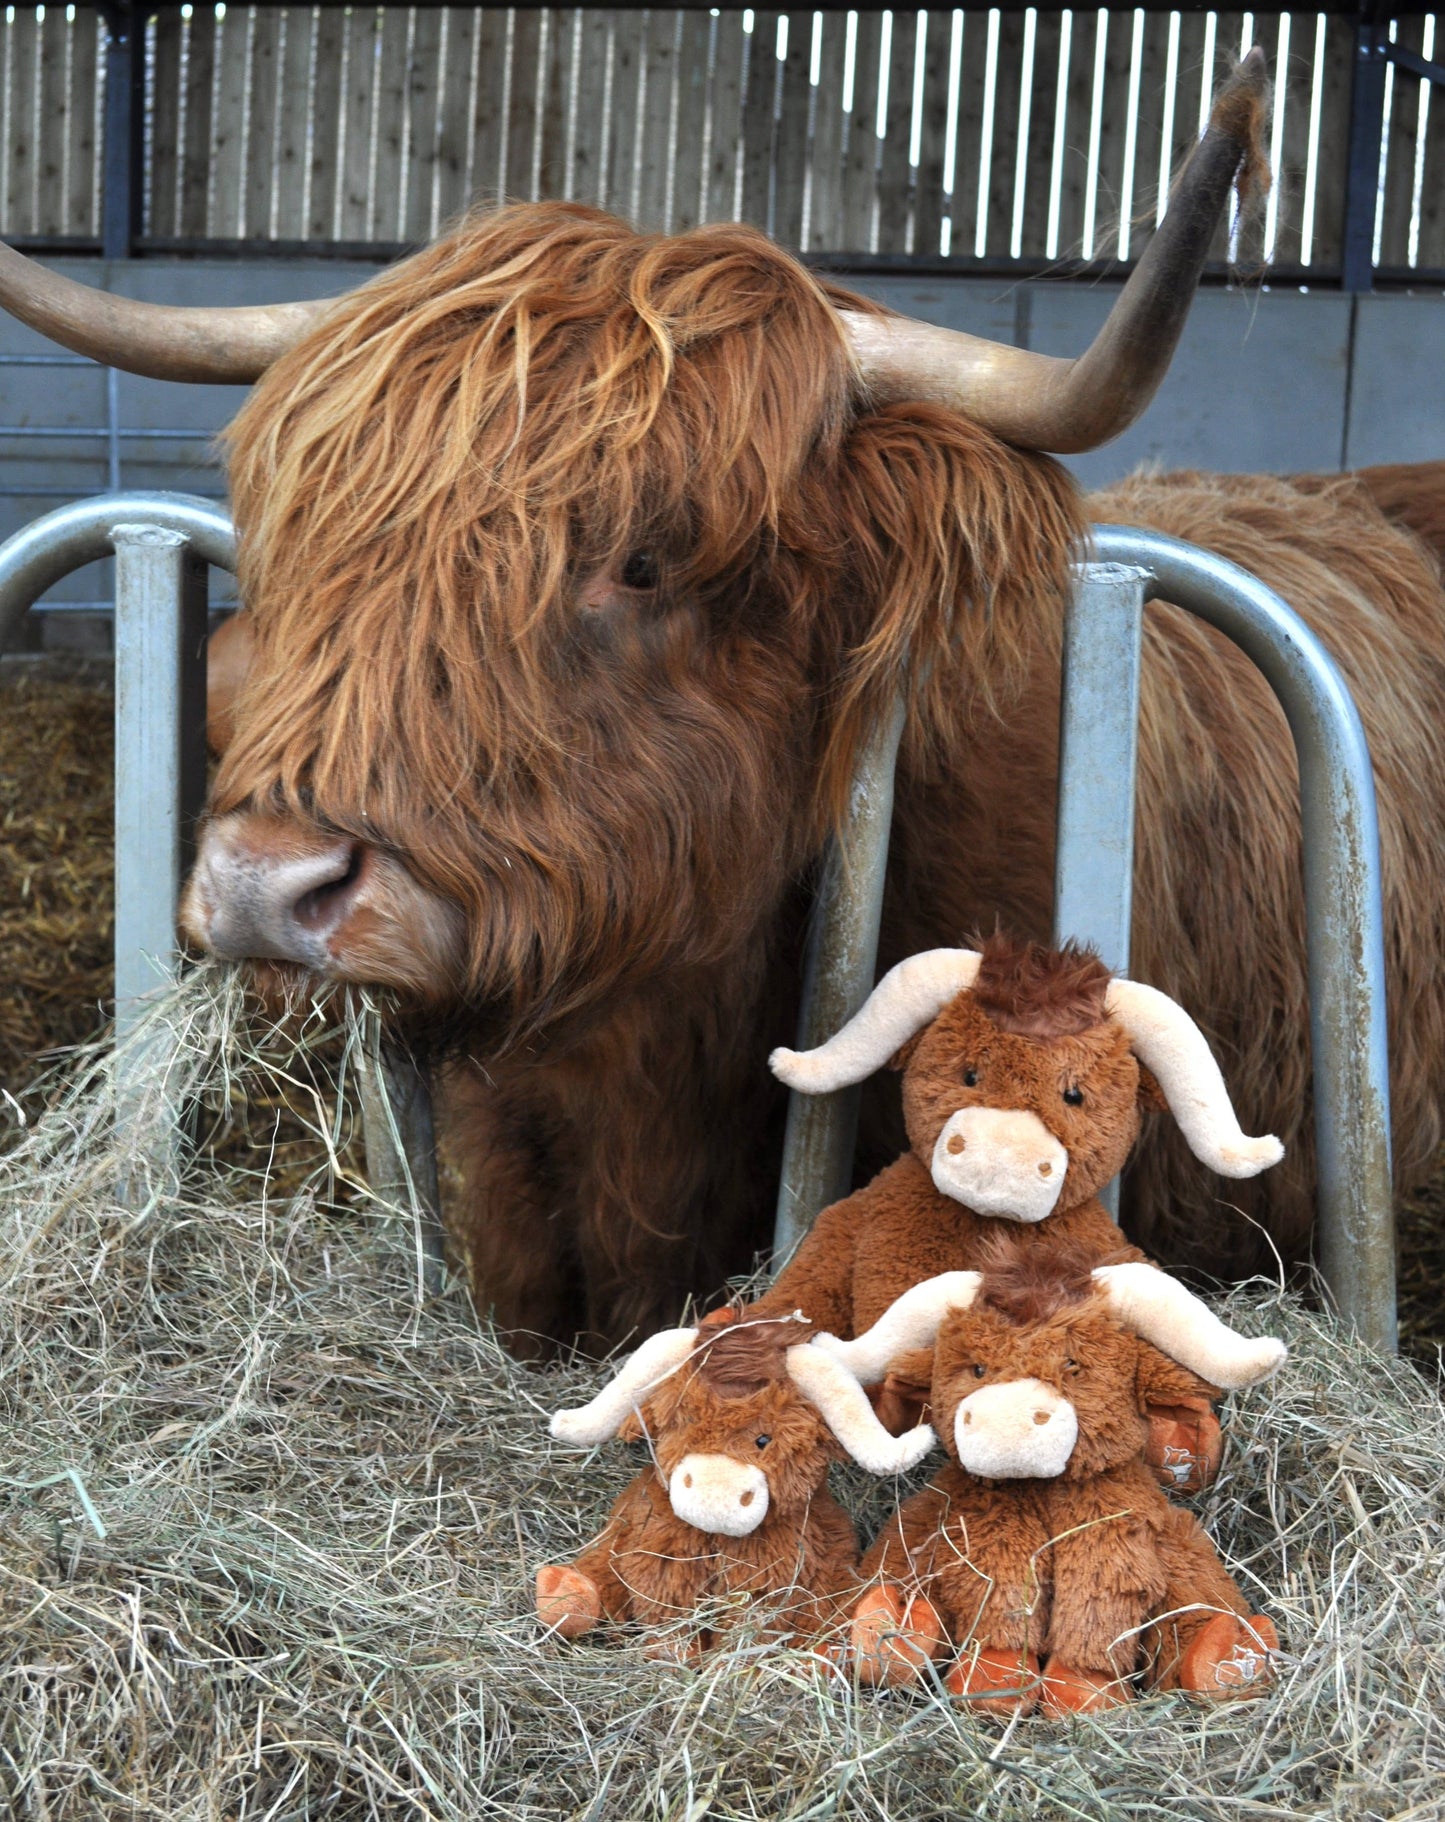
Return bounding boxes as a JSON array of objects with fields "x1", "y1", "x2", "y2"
[{"x1": 0, "y1": 495, "x2": 1396, "y2": 1349}]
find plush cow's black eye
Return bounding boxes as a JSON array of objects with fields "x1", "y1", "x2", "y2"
[
  {"x1": 755, "y1": 1434, "x2": 772, "y2": 1449},
  {"x1": 620, "y1": 551, "x2": 659, "y2": 590},
  {"x1": 972, "y1": 1363, "x2": 986, "y2": 1379},
  {"x1": 963, "y1": 1068, "x2": 979, "y2": 1087},
  {"x1": 1063, "y1": 1086, "x2": 1084, "y2": 1106},
  {"x1": 1063, "y1": 1357, "x2": 1080, "y2": 1374}
]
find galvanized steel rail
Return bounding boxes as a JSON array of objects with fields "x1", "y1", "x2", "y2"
[{"x1": 774, "y1": 526, "x2": 1396, "y2": 1352}]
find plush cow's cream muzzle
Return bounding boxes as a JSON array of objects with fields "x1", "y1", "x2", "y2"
[
  {"x1": 954, "y1": 1378, "x2": 1078, "y2": 1479},
  {"x1": 930, "y1": 1107, "x2": 1069, "y2": 1221},
  {"x1": 668, "y1": 1453, "x2": 771, "y2": 1536}
]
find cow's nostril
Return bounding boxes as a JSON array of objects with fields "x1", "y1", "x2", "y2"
[
  {"x1": 682, "y1": 1473, "x2": 693, "y2": 1488},
  {"x1": 1033, "y1": 1411, "x2": 1050, "y2": 1425},
  {"x1": 962, "y1": 1411, "x2": 973, "y2": 1425},
  {"x1": 1038, "y1": 1161, "x2": 1053, "y2": 1176},
  {"x1": 292, "y1": 844, "x2": 365, "y2": 932},
  {"x1": 947, "y1": 1134, "x2": 966, "y2": 1155},
  {"x1": 739, "y1": 1489, "x2": 754, "y2": 1507}
]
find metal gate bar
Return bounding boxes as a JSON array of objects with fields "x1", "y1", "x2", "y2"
[{"x1": 774, "y1": 525, "x2": 1396, "y2": 1353}]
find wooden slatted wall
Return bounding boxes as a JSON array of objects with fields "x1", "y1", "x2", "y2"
[{"x1": 2, "y1": 7, "x2": 1444, "y2": 277}]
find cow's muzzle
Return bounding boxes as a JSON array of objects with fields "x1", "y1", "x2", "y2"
[
  {"x1": 668, "y1": 1453, "x2": 771, "y2": 1536},
  {"x1": 930, "y1": 1107, "x2": 1068, "y2": 1222},
  {"x1": 953, "y1": 1378, "x2": 1078, "y2": 1479}
]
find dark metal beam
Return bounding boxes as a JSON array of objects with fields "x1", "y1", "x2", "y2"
[
  {"x1": 1343, "y1": 8, "x2": 1390, "y2": 293},
  {"x1": 100, "y1": 3, "x2": 144, "y2": 262}
]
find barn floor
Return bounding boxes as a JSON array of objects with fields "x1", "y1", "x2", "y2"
[
  {"x1": 3, "y1": 658, "x2": 1442, "y2": 1367},
  {"x1": 0, "y1": 981, "x2": 1440, "y2": 1821}
]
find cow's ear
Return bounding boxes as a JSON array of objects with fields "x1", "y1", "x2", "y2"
[
  {"x1": 206, "y1": 609, "x2": 255, "y2": 757},
  {"x1": 888, "y1": 1030, "x2": 925, "y2": 1072},
  {"x1": 808, "y1": 402, "x2": 1084, "y2": 825},
  {"x1": 1136, "y1": 1062, "x2": 1170, "y2": 1113}
]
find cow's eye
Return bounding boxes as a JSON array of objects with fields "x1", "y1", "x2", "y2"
[
  {"x1": 1062, "y1": 1086, "x2": 1084, "y2": 1106},
  {"x1": 972, "y1": 1363, "x2": 986, "y2": 1379},
  {"x1": 963, "y1": 1067, "x2": 979, "y2": 1088},
  {"x1": 1063, "y1": 1357, "x2": 1080, "y2": 1374},
  {"x1": 755, "y1": 1434, "x2": 772, "y2": 1449},
  {"x1": 619, "y1": 551, "x2": 659, "y2": 590}
]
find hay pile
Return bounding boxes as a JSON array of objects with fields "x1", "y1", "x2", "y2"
[{"x1": 0, "y1": 972, "x2": 1441, "y2": 1820}]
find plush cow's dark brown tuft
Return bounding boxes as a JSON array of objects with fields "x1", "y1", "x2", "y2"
[{"x1": 970, "y1": 934, "x2": 1114, "y2": 1039}]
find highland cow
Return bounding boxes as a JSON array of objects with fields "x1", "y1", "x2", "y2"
[{"x1": 2, "y1": 56, "x2": 1443, "y2": 1352}]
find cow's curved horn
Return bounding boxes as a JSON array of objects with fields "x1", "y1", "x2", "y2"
[
  {"x1": 549, "y1": 1327, "x2": 699, "y2": 1446},
  {"x1": 1094, "y1": 1263, "x2": 1287, "y2": 1389},
  {"x1": 811, "y1": 1272, "x2": 983, "y2": 1383},
  {"x1": 785, "y1": 1344, "x2": 935, "y2": 1473},
  {"x1": 1104, "y1": 978, "x2": 1284, "y2": 1177},
  {"x1": 0, "y1": 238, "x2": 334, "y2": 382},
  {"x1": 845, "y1": 49, "x2": 1270, "y2": 452},
  {"x1": 770, "y1": 949, "x2": 982, "y2": 1092}
]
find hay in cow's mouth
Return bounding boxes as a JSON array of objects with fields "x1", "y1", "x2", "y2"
[{"x1": 0, "y1": 967, "x2": 1441, "y2": 1820}]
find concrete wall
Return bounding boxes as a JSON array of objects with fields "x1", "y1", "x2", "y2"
[{"x1": 2, "y1": 259, "x2": 1442, "y2": 646}]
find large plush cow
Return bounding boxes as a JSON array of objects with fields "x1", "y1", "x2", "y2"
[{"x1": 3, "y1": 57, "x2": 1443, "y2": 1352}]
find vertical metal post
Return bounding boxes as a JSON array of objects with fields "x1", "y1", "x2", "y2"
[
  {"x1": 356, "y1": 1036, "x2": 448, "y2": 1300},
  {"x1": 1342, "y1": 6, "x2": 1388, "y2": 293},
  {"x1": 1052, "y1": 563, "x2": 1147, "y2": 1221},
  {"x1": 101, "y1": 2, "x2": 144, "y2": 262},
  {"x1": 112, "y1": 524, "x2": 208, "y2": 1039},
  {"x1": 772, "y1": 691, "x2": 908, "y2": 1265}
]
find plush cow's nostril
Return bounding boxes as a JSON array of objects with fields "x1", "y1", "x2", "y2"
[
  {"x1": 739, "y1": 1489, "x2": 754, "y2": 1507},
  {"x1": 962, "y1": 1410, "x2": 973, "y2": 1424},
  {"x1": 947, "y1": 1133, "x2": 966, "y2": 1155},
  {"x1": 682, "y1": 1473, "x2": 693, "y2": 1488},
  {"x1": 292, "y1": 843, "x2": 366, "y2": 932},
  {"x1": 1038, "y1": 1160, "x2": 1053, "y2": 1176},
  {"x1": 1033, "y1": 1411, "x2": 1050, "y2": 1425}
]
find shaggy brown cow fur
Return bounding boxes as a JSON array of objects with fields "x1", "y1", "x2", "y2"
[
  {"x1": 183, "y1": 200, "x2": 1445, "y2": 1349},
  {"x1": 848, "y1": 1247, "x2": 1280, "y2": 1714}
]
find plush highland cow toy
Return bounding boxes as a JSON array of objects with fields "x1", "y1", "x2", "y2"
[
  {"x1": 537, "y1": 1312, "x2": 933, "y2": 1654},
  {"x1": 757, "y1": 935, "x2": 1284, "y2": 1489},
  {"x1": 824, "y1": 1248, "x2": 1285, "y2": 1714}
]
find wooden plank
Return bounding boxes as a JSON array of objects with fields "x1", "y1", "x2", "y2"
[
  {"x1": 211, "y1": 4, "x2": 250, "y2": 239},
  {"x1": 537, "y1": 7, "x2": 569, "y2": 202},
  {"x1": 1168, "y1": 8, "x2": 1210, "y2": 188},
  {"x1": 633, "y1": 7, "x2": 675, "y2": 230},
  {"x1": 36, "y1": 2, "x2": 70, "y2": 237},
  {"x1": 705, "y1": 6, "x2": 746, "y2": 223},
  {"x1": 875, "y1": 8, "x2": 917, "y2": 254},
  {"x1": 1271, "y1": 12, "x2": 1321, "y2": 269},
  {"x1": 806, "y1": 7, "x2": 847, "y2": 250},
  {"x1": 7, "y1": 7, "x2": 38, "y2": 237},
  {"x1": 469, "y1": 7, "x2": 508, "y2": 210},
  {"x1": 840, "y1": 9, "x2": 882, "y2": 252},
  {"x1": 1090, "y1": 8, "x2": 1132, "y2": 260},
  {"x1": 740, "y1": 10, "x2": 779, "y2": 234},
  {"x1": 403, "y1": 4, "x2": 443, "y2": 237},
  {"x1": 180, "y1": 3, "x2": 216, "y2": 239},
  {"x1": 308, "y1": 6, "x2": 345, "y2": 240},
  {"x1": 245, "y1": 6, "x2": 281, "y2": 239},
  {"x1": 65, "y1": 4, "x2": 100, "y2": 236},
  {"x1": 339, "y1": 7, "x2": 378, "y2": 239},
  {"x1": 1309, "y1": 12, "x2": 1354, "y2": 273},
  {"x1": 670, "y1": 7, "x2": 710, "y2": 231},
  {"x1": 1053, "y1": 5, "x2": 1098, "y2": 260},
  {"x1": 772, "y1": 10, "x2": 810, "y2": 247},
  {"x1": 947, "y1": 9, "x2": 988, "y2": 258},
  {"x1": 274, "y1": 7, "x2": 315, "y2": 241},
  {"x1": 911, "y1": 11, "x2": 951, "y2": 258},
  {"x1": 370, "y1": 5, "x2": 409, "y2": 236},
  {"x1": 985, "y1": 9, "x2": 1026, "y2": 258},
  {"x1": 1126, "y1": 9, "x2": 1170, "y2": 259},
  {"x1": 1379, "y1": 14, "x2": 1428, "y2": 268},
  {"x1": 1416, "y1": 17, "x2": 1445, "y2": 271},
  {"x1": 503, "y1": 7, "x2": 540, "y2": 203},
  {"x1": 434, "y1": 4, "x2": 475, "y2": 225},
  {"x1": 1018, "y1": 8, "x2": 1060, "y2": 260},
  {"x1": 570, "y1": 7, "x2": 610, "y2": 207}
]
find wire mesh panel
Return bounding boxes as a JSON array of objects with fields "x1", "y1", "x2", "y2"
[{"x1": 0, "y1": 7, "x2": 1441, "y2": 279}]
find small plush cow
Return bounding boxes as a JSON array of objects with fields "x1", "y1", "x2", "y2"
[
  {"x1": 537, "y1": 1312, "x2": 933, "y2": 1654},
  {"x1": 757, "y1": 934, "x2": 1284, "y2": 1488},
  {"x1": 822, "y1": 1246, "x2": 1284, "y2": 1714}
]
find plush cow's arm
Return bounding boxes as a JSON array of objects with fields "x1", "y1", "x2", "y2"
[{"x1": 750, "y1": 1185, "x2": 871, "y2": 1333}]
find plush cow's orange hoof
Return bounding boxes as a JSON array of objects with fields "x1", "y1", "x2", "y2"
[
  {"x1": 1145, "y1": 1402, "x2": 1223, "y2": 1495},
  {"x1": 944, "y1": 1648, "x2": 1041, "y2": 1713},
  {"x1": 849, "y1": 1585, "x2": 948, "y2": 1686},
  {"x1": 1039, "y1": 1661, "x2": 1134, "y2": 1716},
  {"x1": 1178, "y1": 1613, "x2": 1278, "y2": 1698},
  {"x1": 535, "y1": 1563, "x2": 602, "y2": 1639}
]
